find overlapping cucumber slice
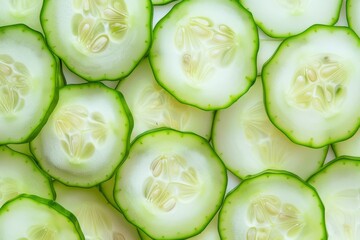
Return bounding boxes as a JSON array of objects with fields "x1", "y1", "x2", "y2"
[
  {"x1": 0, "y1": 0, "x2": 43, "y2": 32},
  {"x1": 212, "y1": 77, "x2": 327, "y2": 179},
  {"x1": 0, "y1": 24, "x2": 58, "y2": 144},
  {"x1": 0, "y1": 194, "x2": 85, "y2": 239},
  {"x1": 150, "y1": 0, "x2": 258, "y2": 110},
  {"x1": 240, "y1": 0, "x2": 342, "y2": 38},
  {"x1": 0, "y1": 146, "x2": 54, "y2": 207},
  {"x1": 30, "y1": 82, "x2": 133, "y2": 187},
  {"x1": 117, "y1": 58, "x2": 214, "y2": 141},
  {"x1": 54, "y1": 181, "x2": 140, "y2": 239},
  {"x1": 308, "y1": 156, "x2": 360, "y2": 239},
  {"x1": 219, "y1": 171, "x2": 326, "y2": 239},
  {"x1": 262, "y1": 24, "x2": 360, "y2": 148},
  {"x1": 41, "y1": 0, "x2": 152, "y2": 81},
  {"x1": 114, "y1": 128, "x2": 227, "y2": 239}
]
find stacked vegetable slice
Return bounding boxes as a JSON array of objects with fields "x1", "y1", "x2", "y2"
[{"x1": 2, "y1": 0, "x2": 360, "y2": 239}]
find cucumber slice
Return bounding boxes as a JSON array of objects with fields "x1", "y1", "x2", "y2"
[
  {"x1": 239, "y1": 0, "x2": 342, "y2": 38},
  {"x1": 219, "y1": 171, "x2": 326, "y2": 239},
  {"x1": 53, "y1": 181, "x2": 140, "y2": 240},
  {"x1": 308, "y1": 156, "x2": 360, "y2": 239},
  {"x1": 0, "y1": 194, "x2": 84, "y2": 239},
  {"x1": 117, "y1": 58, "x2": 214, "y2": 141},
  {"x1": 149, "y1": 0, "x2": 258, "y2": 110},
  {"x1": 0, "y1": 24, "x2": 58, "y2": 144},
  {"x1": 332, "y1": 129, "x2": 360, "y2": 157},
  {"x1": 0, "y1": 146, "x2": 54, "y2": 207},
  {"x1": 41, "y1": 0, "x2": 152, "y2": 81},
  {"x1": 347, "y1": 0, "x2": 360, "y2": 37},
  {"x1": 0, "y1": 0, "x2": 44, "y2": 33},
  {"x1": 262, "y1": 24, "x2": 360, "y2": 148},
  {"x1": 212, "y1": 77, "x2": 327, "y2": 180},
  {"x1": 114, "y1": 128, "x2": 227, "y2": 239},
  {"x1": 30, "y1": 82, "x2": 133, "y2": 187}
]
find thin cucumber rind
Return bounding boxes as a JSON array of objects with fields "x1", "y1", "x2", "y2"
[
  {"x1": 149, "y1": 0, "x2": 259, "y2": 110},
  {"x1": 307, "y1": 155, "x2": 360, "y2": 180},
  {"x1": 0, "y1": 194, "x2": 85, "y2": 239},
  {"x1": 152, "y1": 0, "x2": 179, "y2": 5},
  {"x1": 262, "y1": 24, "x2": 360, "y2": 148},
  {"x1": 30, "y1": 82, "x2": 133, "y2": 187},
  {"x1": 40, "y1": 0, "x2": 153, "y2": 81},
  {"x1": 219, "y1": 170, "x2": 327, "y2": 239},
  {"x1": 99, "y1": 174, "x2": 121, "y2": 210},
  {"x1": 114, "y1": 127, "x2": 227, "y2": 239},
  {"x1": 0, "y1": 24, "x2": 58, "y2": 144}
]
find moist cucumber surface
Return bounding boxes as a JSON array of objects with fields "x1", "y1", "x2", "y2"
[
  {"x1": 114, "y1": 128, "x2": 227, "y2": 239},
  {"x1": 308, "y1": 156, "x2": 360, "y2": 240},
  {"x1": 150, "y1": 0, "x2": 258, "y2": 110},
  {"x1": 53, "y1": 181, "x2": 140, "y2": 240},
  {"x1": 0, "y1": 24, "x2": 58, "y2": 144},
  {"x1": 212, "y1": 77, "x2": 327, "y2": 180},
  {"x1": 0, "y1": 0, "x2": 44, "y2": 32},
  {"x1": 332, "y1": 129, "x2": 360, "y2": 157},
  {"x1": 30, "y1": 82, "x2": 133, "y2": 187},
  {"x1": 0, "y1": 146, "x2": 54, "y2": 207},
  {"x1": 117, "y1": 58, "x2": 214, "y2": 141},
  {"x1": 262, "y1": 24, "x2": 360, "y2": 148},
  {"x1": 346, "y1": 0, "x2": 360, "y2": 37},
  {"x1": 219, "y1": 171, "x2": 327, "y2": 239},
  {"x1": 239, "y1": 0, "x2": 342, "y2": 38},
  {"x1": 0, "y1": 194, "x2": 85, "y2": 239},
  {"x1": 41, "y1": 0, "x2": 153, "y2": 81}
]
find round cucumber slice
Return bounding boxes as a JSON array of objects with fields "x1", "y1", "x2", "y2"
[
  {"x1": 53, "y1": 181, "x2": 140, "y2": 240},
  {"x1": 262, "y1": 24, "x2": 360, "y2": 148},
  {"x1": 114, "y1": 128, "x2": 227, "y2": 239},
  {"x1": 0, "y1": 0, "x2": 43, "y2": 33},
  {"x1": 30, "y1": 82, "x2": 133, "y2": 187},
  {"x1": 308, "y1": 156, "x2": 360, "y2": 240},
  {"x1": 0, "y1": 24, "x2": 58, "y2": 144},
  {"x1": 0, "y1": 146, "x2": 54, "y2": 207},
  {"x1": 0, "y1": 194, "x2": 84, "y2": 239},
  {"x1": 117, "y1": 58, "x2": 214, "y2": 141},
  {"x1": 219, "y1": 171, "x2": 326, "y2": 239},
  {"x1": 149, "y1": 0, "x2": 258, "y2": 110},
  {"x1": 212, "y1": 77, "x2": 327, "y2": 180},
  {"x1": 41, "y1": 0, "x2": 152, "y2": 81},
  {"x1": 332, "y1": 129, "x2": 360, "y2": 157},
  {"x1": 239, "y1": 0, "x2": 342, "y2": 38}
]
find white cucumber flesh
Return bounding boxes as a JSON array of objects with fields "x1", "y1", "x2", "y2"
[
  {"x1": 219, "y1": 171, "x2": 327, "y2": 239},
  {"x1": 150, "y1": 0, "x2": 258, "y2": 110},
  {"x1": 114, "y1": 128, "x2": 227, "y2": 239},
  {"x1": 30, "y1": 82, "x2": 133, "y2": 187},
  {"x1": 41, "y1": 0, "x2": 152, "y2": 81},
  {"x1": 212, "y1": 77, "x2": 327, "y2": 180},
  {"x1": 262, "y1": 24, "x2": 360, "y2": 148}
]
